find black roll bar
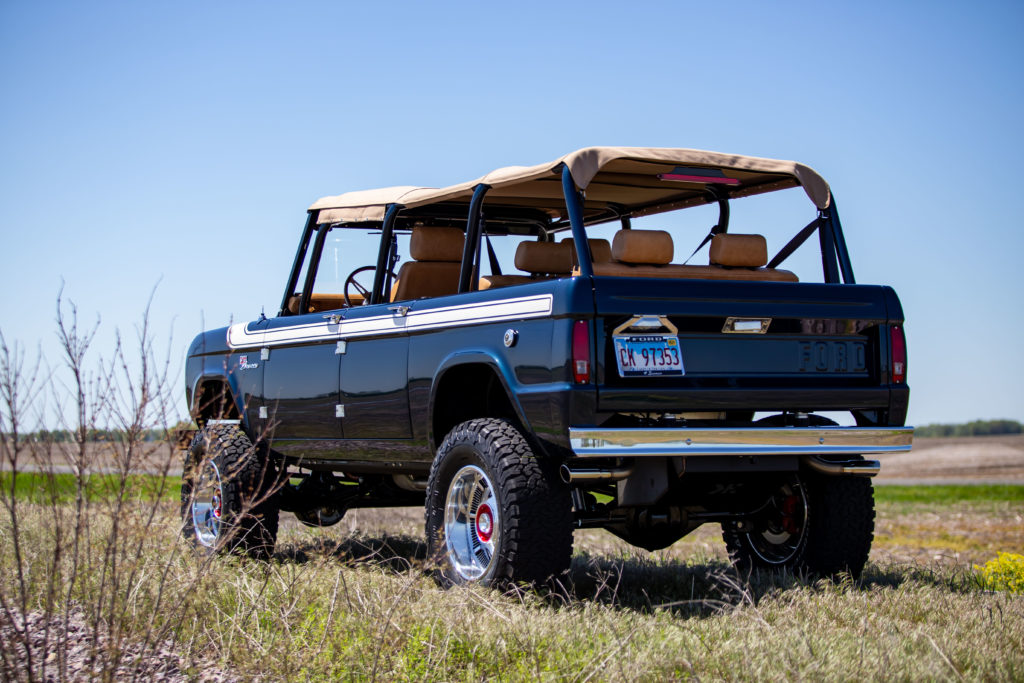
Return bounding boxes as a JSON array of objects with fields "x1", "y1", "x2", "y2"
[
  {"x1": 278, "y1": 211, "x2": 318, "y2": 316},
  {"x1": 561, "y1": 165, "x2": 592, "y2": 277},
  {"x1": 371, "y1": 203, "x2": 403, "y2": 305},
  {"x1": 458, "y1": 184, "x2": 490, "y2": 293},
  {"x1": 297, "y1": 223, "x2": 330, "y2": 315},
  {"x1": 826, "y1": 198, "x2": 856, "y2": 284},
  {"x1": 818, "y1": 208, "x2": 841, "y2": 283}
]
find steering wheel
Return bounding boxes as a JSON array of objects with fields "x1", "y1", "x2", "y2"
[{"x1": 343, "y1": 265, "x2": 398, "y2": 307}]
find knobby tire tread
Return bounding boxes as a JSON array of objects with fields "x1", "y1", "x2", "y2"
[
  {"x1": 426, "y1": 418, "x2": 573, "y2": 586},
  {"x1": 723, "y1": 462, "x2": 875, "y2": 579},
  {"x1": 181, "y1": 424, "x2": 279, "y2": 560}
]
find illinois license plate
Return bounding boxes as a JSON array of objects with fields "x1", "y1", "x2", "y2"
[{"x1": 613, "y1": 334, "x2": 684, "y2": 377}]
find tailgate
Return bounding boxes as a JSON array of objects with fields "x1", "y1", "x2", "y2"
[{"x1": 593, "y1": 277, "x2": 897, "y2": 414}]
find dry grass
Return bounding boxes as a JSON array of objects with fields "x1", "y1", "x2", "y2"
[{"x1": 2, "y1": 491, "x2": 1023, "y2": 681}]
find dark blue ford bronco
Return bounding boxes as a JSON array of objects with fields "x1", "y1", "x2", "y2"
[{"x1": 182, "y1": 147, "x2": 913, "y2": 585}]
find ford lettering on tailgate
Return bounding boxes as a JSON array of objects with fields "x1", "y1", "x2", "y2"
[
  {"x1": 614, "y1": 334, "x2": 685, "y2": 377},
  {"x1": 797, "y1": 341, "x2": 867, "y2": 373}
]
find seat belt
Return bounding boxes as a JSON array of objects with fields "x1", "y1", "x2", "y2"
[
  {"x1": 484, "y1": 234, "x2": 502, "y2": 276},
  {"x1": 682, "y1": 223, "x2": 726, "y2": 265},
  {"x1": 683, "y1": 189, "x2": 730, "y2": 265},
  {"x1": 767, "y1": 217, "x2": 824, "y2": 269}
]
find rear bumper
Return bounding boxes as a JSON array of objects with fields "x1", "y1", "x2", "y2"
[{"x1": 568, "y1": 426, "x2": 914, "y2": 458}]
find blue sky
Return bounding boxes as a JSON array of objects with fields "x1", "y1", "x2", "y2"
[{"x1": 1, "y1": 1, "x2": 1022, "y2": 426}]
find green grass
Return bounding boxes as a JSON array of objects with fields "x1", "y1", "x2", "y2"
[
  {"x1": 2, "y1": 478, "x2": 1023, "y2": 680},
  {"x1": 6, "y1": 472, "x2": 1020, "y2": 509},
  {"x1": 875, "y1": 484, "x2": 1024, "y2": 505},
  {"x1": 0, "y1": 470, "x2": 181, "y2": 504},
  {"x1": 4, "y1": 504, "x2": 1023, "y2": 681}
]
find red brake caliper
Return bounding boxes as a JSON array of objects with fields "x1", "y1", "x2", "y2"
[
  {"x1": 781, "y1": 494, "x2": 800, "y2": 535},
  {"x1": 475, "y1": 503, "x2": 493, "y2": 543}
]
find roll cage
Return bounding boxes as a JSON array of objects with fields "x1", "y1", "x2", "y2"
[{"x1": 279, "y1": 155, "x2": 857, "y2": 317}]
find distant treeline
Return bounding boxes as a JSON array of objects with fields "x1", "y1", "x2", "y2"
[
  {"x1": 15, "y1": 423, "x2": 195, "y2": 444},
  {"x1": 915, "y1": 420, "x2": 1023, "y2": 438},
  {"x1": 31, "y1": 429, "x2": 167, "y2": 443}
]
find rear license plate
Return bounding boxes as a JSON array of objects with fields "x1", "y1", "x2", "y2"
[{"x1": 613, "y1": 334, "x2": 684, "y2": 377}]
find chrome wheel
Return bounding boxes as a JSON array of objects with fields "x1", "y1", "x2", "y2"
[
  {"x1": 444, "y1": 465, "x2": 499, "y2": 581},
  {"x1": 745, "y1": 480, "x2": 809, "y2": 565},
  {"x1": 191, "y1": 460, "x2": 224, "y2": 547}
]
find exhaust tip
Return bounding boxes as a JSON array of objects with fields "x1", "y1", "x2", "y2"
[{"x1": 559, "y1": 463, "x2": 635, "y2": 484}]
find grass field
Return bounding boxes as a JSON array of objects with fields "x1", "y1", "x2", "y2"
[{"x1": 2, "y1": 473, "x2": 1022, "y2": 681}]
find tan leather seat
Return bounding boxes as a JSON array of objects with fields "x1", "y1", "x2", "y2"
[
  {"x1": 704, "y1": 234, "x2": 798, "y2": 282},
  {"x1": 589, "y1": 229, "x2": 675, "y2": 277},
  {"x1": 562, "y1": 237, "x2": 613, "y2": 266},
  {"x1": 516, "y1": 241, "x2": 573, "y2": 275},
  {"x1": 589, "y1": 229, "x2": 798, "y2": 282},
  {"x1": 710, "y1": 233, "x2": 767, "y2": 267},
  {"x1": 286, "y1": 292, "x2": 363, "y2": 314},
  {"x1": 392, "y1": 227, "x2": 465, "y2": 301},
  {"x1": 479, "y1": 241, "x2": 573, "y2": 290}
]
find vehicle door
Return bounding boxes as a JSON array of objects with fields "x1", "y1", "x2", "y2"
[
  {"x1": 259, "y1": 223, "x2": 352, "y2": 452},
  {"x1": 260, "y1": 312, "x2": 343, "y2": 447},
  {"x1": 337, "y1": 299, "x2": 412, "y2": 440}
]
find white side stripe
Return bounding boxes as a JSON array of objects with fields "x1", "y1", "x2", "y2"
[{"x1": 226, "y1": 294, "x2": 553, "y2": 349}]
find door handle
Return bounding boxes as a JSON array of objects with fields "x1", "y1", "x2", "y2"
[
  {"x1": 387, "y1": 305, "x2": 410, "y2": 317},
  {"x1": 322, "y1": 313, "x2": 343, "y2": 325}
]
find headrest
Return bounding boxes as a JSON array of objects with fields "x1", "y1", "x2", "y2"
[
  {"x1": 710, "y1": 234, "x2": 768, "y2": 267},
  {"x1": 562, "y1": 237, "x2": 613, "y2": 264},
  {"x1": 612, "y1": 230, "x2": 673, "y2": 265},
  {"x1": 409, "y1": 226, "x2": 465, "y2": 262},
  {"x1": 514, "y1": 241, "x2": 573, "y2": 275}
]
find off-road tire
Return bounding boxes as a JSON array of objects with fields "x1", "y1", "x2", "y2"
[
  {"x1": 181, "y1": 424, "x2": 280, "y2": 560},
  {"x1": 425, "y1": 418, "x2": 573, "y2": 587},
  {"x1": 723, "y1": 461, "x2": 875, "y2": 579}
]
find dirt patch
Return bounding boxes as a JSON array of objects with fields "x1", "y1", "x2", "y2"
[
  {"x1": 0, "y1": 606, "x2": 234, "y2": 682},
  {"x1": 876, "y1": 434, "x2": 1024, "y2": 483},
  {"x1": 2, "y1": 441, "x2": 182, "y2": 476},
  {"x1": 872, "y1": 503, "x2": 1024, "y2": 567}
]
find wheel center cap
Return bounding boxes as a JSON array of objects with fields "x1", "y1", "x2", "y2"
[
  {"x1": 212, "y1": 492, "x2": 222, "y2": 518},
  {"x1": 475, "y1": 504, "x2": 493, "y2": 543}
]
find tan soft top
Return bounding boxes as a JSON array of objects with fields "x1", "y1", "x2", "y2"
[{"x1": 310, "y1": 146, "x2": 831, "y2": 224}]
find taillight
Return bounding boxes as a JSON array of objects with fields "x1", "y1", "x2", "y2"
[
  {"x1": 890, "y1": 324, "x2": 906, "y2": 383},
  {"x1": 572, "y1": 320, "x2": 590, "y2": 383}
]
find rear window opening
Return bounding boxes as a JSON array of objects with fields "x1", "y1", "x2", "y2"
[{"x1": 582, "y1": 186, "x2": 828, "y2": 284}]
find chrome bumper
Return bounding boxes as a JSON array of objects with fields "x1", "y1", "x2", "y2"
[{"x1": 568, "y1": 426, "x2": 914, "y2": 458}]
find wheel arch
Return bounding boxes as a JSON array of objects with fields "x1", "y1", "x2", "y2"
[
  {"x1": 190, "y1": 374, "x2": 246, "y2": 427},
  {"x1": 428, "y1": 352, "x2": 530, "y2": 452}
]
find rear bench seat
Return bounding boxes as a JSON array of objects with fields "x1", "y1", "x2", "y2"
[
  {"x1": 562, "y1": 237, "x2": 613, "y2": 266},
  {"x1": 479, "y1": 241, "x2": 573, "y2": 289},
  {"x1": 589, "y1": 230, "x2": 798, "y2": 282}
]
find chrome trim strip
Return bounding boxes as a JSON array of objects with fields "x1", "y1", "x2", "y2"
[
  {"x1": 226, "y1": 293, "x2": 553, "y2": 349},
  {"x1": 569, "y1": 426, "x2": 914, "y2": 457}
]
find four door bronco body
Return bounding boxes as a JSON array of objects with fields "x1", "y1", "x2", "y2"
[{"x1": 182, "y1": 146, "x2": 913, "y2": 585}]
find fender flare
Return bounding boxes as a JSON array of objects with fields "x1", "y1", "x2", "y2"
[
  {"x1": 190, "y1": 371, "x2": 250, "y2": 431},
  {"x1": 427, "y1": 349, "x2": 531, "y2": 451}
]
